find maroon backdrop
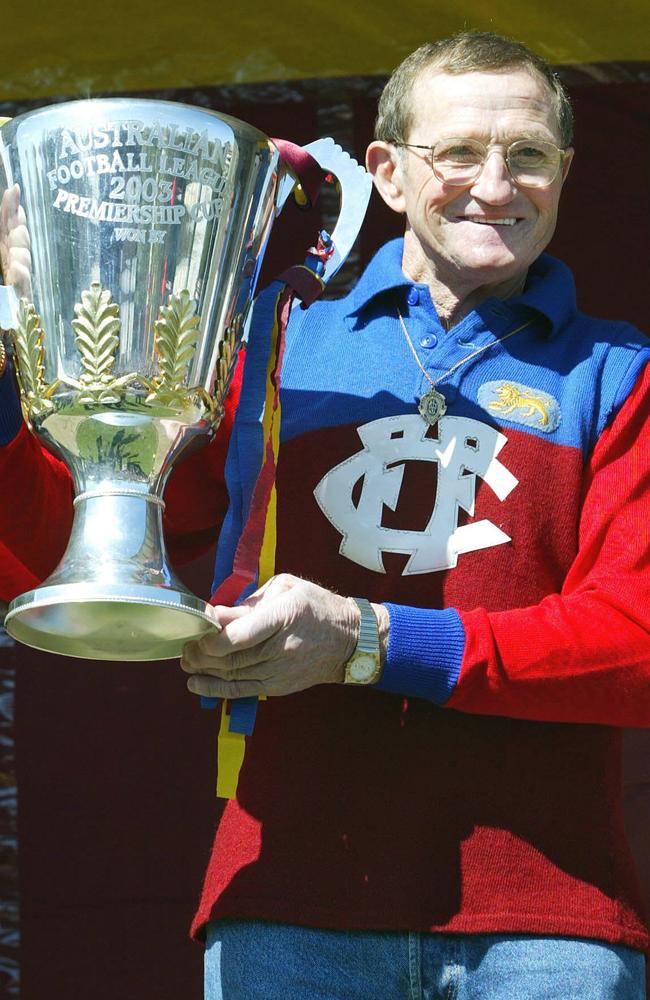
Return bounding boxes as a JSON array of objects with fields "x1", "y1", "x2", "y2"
[{"x1": 4, "y1": 71, "x2": 650, "y2": 999}]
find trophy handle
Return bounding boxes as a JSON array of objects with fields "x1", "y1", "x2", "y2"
[{"x1": 274, "y1": 137, "x2": 373, "y2": 288}]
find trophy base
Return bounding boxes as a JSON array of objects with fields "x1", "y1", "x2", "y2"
[{"x1": 5, "y1": 583, "x2": 217, "y2": 661}]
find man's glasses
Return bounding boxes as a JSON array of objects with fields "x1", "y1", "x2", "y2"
[{"x1": 393, "y1": 137, "x2": 567, "y2": 189}]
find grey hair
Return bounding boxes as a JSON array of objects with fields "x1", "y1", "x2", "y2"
[{"x1": 374, "y1": 31, "x2": 573, "y2": 149}]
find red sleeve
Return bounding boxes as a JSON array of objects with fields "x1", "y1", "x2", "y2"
[
  {"x1": 448, "y1": 362, "x2": 650, "y2": 728},
  {"x1": 0, "y1": 353, "x2": 243, "y2": 601},
  {"x1": 163, "y1": 352, "x2": 243, "y2": 565},
  {"x1": 0, "y1": 424, "x2": 74, "y2": 600},
  {"x1": 0, "y1": 539, "x2": 42, "y2": 598}
]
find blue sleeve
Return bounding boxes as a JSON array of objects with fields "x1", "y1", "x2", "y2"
[
  {"x1": 375, "y1": 603, "x2": 466, "y2": 704},
  {"x1": 0, "y1": 365, "x2": 23, "y2": 445}
]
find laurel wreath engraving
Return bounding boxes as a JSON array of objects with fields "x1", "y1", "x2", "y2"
[
  {"x1": 70, "y1": 282, "x2": 137, "y2": 404},
  {"x1": 11, "y1": 299, "x2": 55, "y2": 415},
  {"x1": 147, "y1": 290, "x2": 203, "y2": 407},
  {"x1": 213, "y1": 315, "x2": 242, "y2": 412},
  {"x1": 11, "y1": 283, "x2": 234, "y2": 418}
]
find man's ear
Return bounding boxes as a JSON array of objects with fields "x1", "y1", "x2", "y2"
[{"x1": 365, "y1": 141, "x2": 407, "y2": 215}]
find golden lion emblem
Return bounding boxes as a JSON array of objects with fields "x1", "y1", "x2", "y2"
[{"x1": 488, "y1": 382, "x2": 550, "y2": 426}]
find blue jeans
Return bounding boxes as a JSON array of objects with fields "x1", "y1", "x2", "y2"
[{"x1": 204, "y1": 920, "x2": 646, "y2": 999}]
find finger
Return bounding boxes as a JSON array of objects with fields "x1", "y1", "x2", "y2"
[
  {"x1": 181, "y1": 628, "x2": 252, "y2": 671},
  {"x1": 6, "y1": 248, "x2": 31, "y2": 271},
  {"x1": 0, "y1": 185, "x2": 19, "y2": 226},
  {"x1": 188, "y1": 605, "x2": 255, "y2": 659},
  {"x1": 182, "y1": 650, "x2": 275, "y2": 682},
  {"x1": 181, "y1": 639, "x2": 269, "y2": 676},
  {"x1": 179, "y1": 605, "x2": 249, "y2": 663},
  {"x1": 180, "y1": 645, "x2": 226, "y2": 672},
  {"x1": 6, "y1": 263, "x2": 31, "y2": 299},
  {"x1": 204, "y1": 613, "x2": 283, "y2": 656},
  {"x1": 198, "y1": 601, "x2": 286, "y2": 656},
  {"x1": 204, "y1": 602, "x2": 251, "y2": 629},
  {"x1": 8, "y1": 225, "x2": 31, "y2": 251},
  {"x1": 239, "y1": 573, "x2": 297, "y2": 608},
  {"x1": 186, "y1": 674, "x2": 265, "y2": 700}
]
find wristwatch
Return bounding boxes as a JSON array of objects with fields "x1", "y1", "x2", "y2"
[
  {"x1": 0, "y1": 335, "x2": 6, "y2": 379},
  {"x1": 343, "y1": 597, "x2": 382, "y2": 685}
]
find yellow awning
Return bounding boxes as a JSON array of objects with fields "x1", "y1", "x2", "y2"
[{"x1": 2, "y1": 0, "x2": 649, "y2": 102}]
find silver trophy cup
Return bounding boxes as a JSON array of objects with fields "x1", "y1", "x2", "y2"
[{"x1": 0, "y1": 99, "x2": 371, "y2": 660}]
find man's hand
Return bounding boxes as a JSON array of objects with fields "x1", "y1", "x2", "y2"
[
  {"x1": 0, "y1": 184, "x2": 32, "y2": 299},
  {"x1": 180, "y1": 574, "x2": 362, "y2": 699}
]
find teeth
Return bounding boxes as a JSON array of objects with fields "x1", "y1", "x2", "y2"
[{"x1": 465, "y1": 217, "x2": 517, "y2": 226}]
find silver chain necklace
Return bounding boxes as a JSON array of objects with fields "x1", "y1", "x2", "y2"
[{"x1": 396, "y1": 306, "x2": 533, "y2": 424}]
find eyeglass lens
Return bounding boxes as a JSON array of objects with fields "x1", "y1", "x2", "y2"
[{"x1": 432, "y1": 138, "x2": 561, "y2": 187}]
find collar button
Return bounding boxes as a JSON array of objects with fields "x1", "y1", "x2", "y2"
[{"x1": 407, "y1": 287, "x2": 420, "y2": 306}]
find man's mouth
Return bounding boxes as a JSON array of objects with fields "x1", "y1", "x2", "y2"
[{"x1": 462, "y1": 215, "x2": 519, "y2": 226}]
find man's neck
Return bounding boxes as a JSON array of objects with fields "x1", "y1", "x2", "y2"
[
  {"x1": 425, "y1": 273, "x2": 527, "y2": 328},
  {"x1": 401, "y1": 240, "x2": 528, "y2": 329}
]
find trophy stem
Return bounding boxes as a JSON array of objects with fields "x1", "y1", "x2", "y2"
[{"x1": 5, "y1": 491, "x2": 216, "y2": 661}]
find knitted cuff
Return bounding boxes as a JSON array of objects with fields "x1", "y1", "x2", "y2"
[{"x1": 375, "y1": 603, "x2": 465, "y2": 704}]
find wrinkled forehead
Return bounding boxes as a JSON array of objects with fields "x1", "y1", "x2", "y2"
[{"x1": 407, "y1": 67, "x2": 562, "y2": 141}]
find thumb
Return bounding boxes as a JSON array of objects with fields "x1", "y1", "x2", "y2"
[{"x1": 204, "y1": 602, "x2": 253, "y2": 628}]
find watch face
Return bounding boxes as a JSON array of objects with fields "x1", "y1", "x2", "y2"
[{"x1": 349, "y1": 652, "x2": 379, "y2": 683}]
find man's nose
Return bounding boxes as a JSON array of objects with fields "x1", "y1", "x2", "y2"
[{"x1": 469, "y1": 149, "x2": 516, "y2": 203}]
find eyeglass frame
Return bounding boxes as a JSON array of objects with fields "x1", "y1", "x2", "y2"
[{"x1": 391, "y1": 137, "x2": 569, "y2": 189}]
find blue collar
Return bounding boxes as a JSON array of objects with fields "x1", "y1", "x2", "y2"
[{"x1": 346, "y1": 237, "x2": 577, "y2": 339}]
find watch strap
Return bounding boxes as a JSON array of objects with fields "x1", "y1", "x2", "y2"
[{"x1": 343, "y1": 597, "x2": 382, "y2": 685}]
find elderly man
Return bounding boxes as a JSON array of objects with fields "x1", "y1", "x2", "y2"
[
  {"x1": 179, "y1": 32, "x2": 650, "y2": 1000},
  {"x1": 0, "y1": 30, "x2": 648, "y2": 1000}
]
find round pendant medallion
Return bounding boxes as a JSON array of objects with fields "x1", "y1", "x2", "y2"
[{"x1": 418, "y1": 388, "x2": 447, "y2": 425}]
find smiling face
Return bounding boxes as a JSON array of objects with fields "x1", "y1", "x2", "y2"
[{"x1": 368, "y1": 67, "x2": 573, "y2": 313}]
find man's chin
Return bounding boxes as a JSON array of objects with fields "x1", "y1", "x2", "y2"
[
  {"x1": 451, "y1": 248, "x2": 520, "y2": 277},
  {"x1": 445, "y1": 249, "x2": 531, "y2": 298}
]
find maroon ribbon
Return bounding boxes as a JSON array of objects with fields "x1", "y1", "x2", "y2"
[{"x1": 271, "y1": 138, "x2": 325, "y2": 208}]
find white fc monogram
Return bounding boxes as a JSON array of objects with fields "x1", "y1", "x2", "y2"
[{"x1": 313, "y1": 414, "x2": 518, "y2": 575}]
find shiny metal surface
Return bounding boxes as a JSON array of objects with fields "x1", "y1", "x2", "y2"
[
  {"x1": 8, "y1": 585, "x2": 212, "y2": 660},
  {"x1": 1, "y1": 99, "x2": 283, "y2": 659}
]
